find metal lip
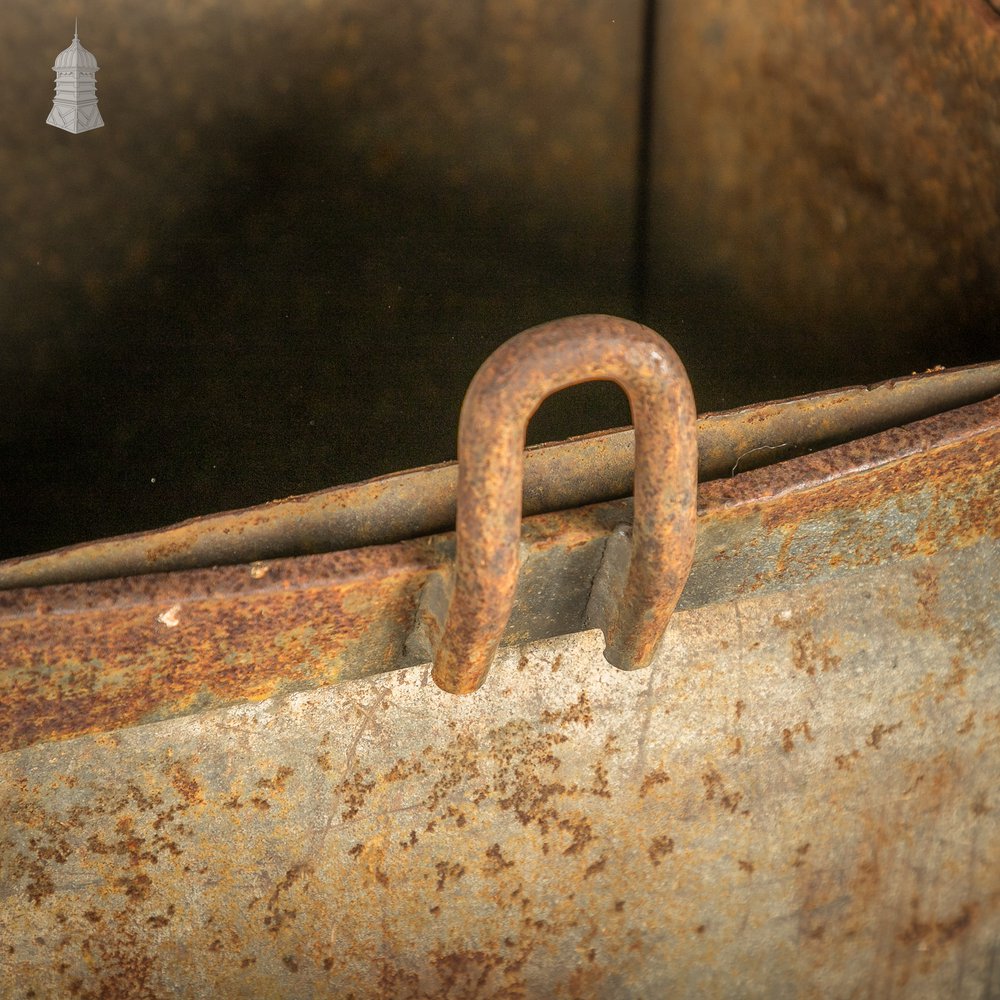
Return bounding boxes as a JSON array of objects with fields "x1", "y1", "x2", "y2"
[
  {"x1": 1, "y1": 358, "x2": 999, "y2": 591},
  {"x1": 0, "y1": 389, "x2": 996, "y2": 752}
]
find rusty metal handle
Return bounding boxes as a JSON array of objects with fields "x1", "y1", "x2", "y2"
[{"x1": 431, "y1": 314, "x2": 698, "y2": 694}]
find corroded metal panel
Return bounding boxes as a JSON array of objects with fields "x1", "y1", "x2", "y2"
[
  {"x1": 1, "y1": 542, "x2": 997, "y2": 996},
  {"x1": 1, "y1": 395, "x2": 997, "y2": 756},
  {"x1": 0, "y1": 388, "x2": 997, "y2": 995},
  {"x1": 651, "y1": 0, "x2": 1000, "y2": 367}
]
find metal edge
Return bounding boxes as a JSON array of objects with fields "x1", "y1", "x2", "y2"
[
  {"x1": 1, "y1": 392, "x2": 997, "y2": 753},
  {"x1": 1, "y1": 359, "x2": 998, "y2": 590}
]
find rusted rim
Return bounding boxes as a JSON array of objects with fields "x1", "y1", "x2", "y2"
[
  {"x1": 431, "y1": 314, "x2": 698, "y2": 694},
  {"x1": 3, "y1": 359, "x2": 998, "y2": 591}
]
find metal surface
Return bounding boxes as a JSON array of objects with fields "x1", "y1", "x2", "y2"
[
  {"x1": 651, "y1": 0, "x2": 1000, "y2": 362},
  {"x1": 2, "y1": 358, "x2": 998, "y2": 592},
  {"x1": 1, "y1": 303, "x2": 997, "y2": 995},
  {"x1": 1, "y1": 406, "x2": 997, "y2": 996},
  {"x1": 2, "y1": 0, "x2": 644, "y2": 561},
  {"x1": 432, "y1": 316, "x2": 697, "y2": 694},
  {"x1": 1, "y1": 392, "x2": 996, "y2": 755}
]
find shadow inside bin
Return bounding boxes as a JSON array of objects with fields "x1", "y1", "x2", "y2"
[
  {"x1": 0, "y1": 94, "x2": 637, "y2": 559},
  {"x1": 3, "y1": 11, "x2": 997, "y2": 563}
]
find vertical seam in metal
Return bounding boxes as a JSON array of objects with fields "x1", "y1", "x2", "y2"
[{"x1": 633, "y1": 0, "x2": 659, "y2": 321}]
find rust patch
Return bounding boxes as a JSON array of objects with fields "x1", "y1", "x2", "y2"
[
  {"x1": 737, "y1": 401, "x2": 1000, "y2": 540},
  {"x1": 639, "y1": 767, "x2": 671, "y2": 798},
  {"x1": 256, "y1": 766, "x2": 295, "y2": 794},
  {"x1": 971, "y1": 794, "x2": 991, "y2": 816},
  {"x1": 70, "y1": 930, "x2": 160, "y2": 1000},
  {"x1": 434, "y1": 861, "x2": 466, "y2": 892},
  {"x1": 115, "y1": 873, "x2": 153, "y2": 903},
  {"x1": 264, "y1": 864, "x2": 312, "y2": 934},
  {"x1": 914, "y1": 565, "x2": 943, "y2": 626},
  {"x1": 781, "y1": 721, "x2": 815, "y2": 753},
  {"x1": 24, "y1": 863, "x2": 55, "y2": 905},
  {"x1": 791, "y1": 843, "x2": 811, "y2": 868},
  {"x1": 541, "y1": 690, "x2": 594, "y2": 728},
  {"x1": 0, "y1": 542, "x2": 434, "y2": 754},
  {"x1": 335, "y1": 772, "x2": 377, "y2": 822},
  {"x1": 791, "y1": 634, "x2": 842, "y2": 676},
  {"x1": 944, "y1": 656, "x2": 971, "y2": 689},
  {"x1": 648, "y1": 836, "x2": 675, "y2": 865},
  {"x1": 167, "y1": 763, "x2": 203, "y2": 806},
  {"x1": 866, "y1": 722, "x2": 903, "y2": 750},
  {"x1": 145, "y1": 910, "x2": 172, "y2": 928},
  {"x1": 701, "y1": 766, "x2": 745, "y2": 814},
  {"x1": 558, "y1": 816, "x2": 596, "y2": 856},
  {"x1": 484, "y1": 844, "x2": 515, "y2": 873},
  {"x1": 588, "y1": 760, "x2": 612, "y2": 799},
  {"x1": 898, "y1": 902, "x2": 978, "y2": 949}
]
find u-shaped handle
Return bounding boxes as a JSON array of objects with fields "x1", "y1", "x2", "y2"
[{"x1": 431, "y1": 314, "x2": 698, "y2": 694}]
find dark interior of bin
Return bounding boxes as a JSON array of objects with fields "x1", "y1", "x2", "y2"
[{"x1": 2, "y1": 2, "x2": 998, "y2": 560}]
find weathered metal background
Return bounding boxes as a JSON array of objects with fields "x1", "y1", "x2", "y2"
[
  {"x1": 1, "y1": 513, "x2": 997, "y2": 996},
  {"x1": 650, "y1": 0, "x2": 1000, "y2": 370},
  {"x1": 6, "y1": 0, "x2": 998, "y2": 562},
  {"x1": 0, "y1": 388, "x2": 997, "y2": 995},
  {"x1": 1, "y1": 0, "x2": 644, "y2": 559}
]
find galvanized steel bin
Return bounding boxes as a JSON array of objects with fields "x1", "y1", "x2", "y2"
[{"x1": 1, "y1": 317, "x2": 998, "y2": 998}]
